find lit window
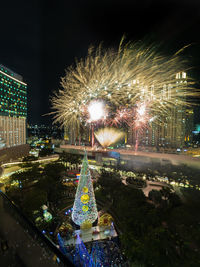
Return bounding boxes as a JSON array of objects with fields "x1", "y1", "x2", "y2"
[{"x1": 182, "y1": 72, "x2": 186, "y2": 79}]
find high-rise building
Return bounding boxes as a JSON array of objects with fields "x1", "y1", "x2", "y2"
[
  {"x1": 151, "y1": 71, "x2": 187, "y2": 148},
  {"x1": 0, "y1": 64, "x2": 27, "y2": 147},
  {"x1": 185, "y1": 108, "x2": 194, "y2": 145},
  {"x1": 127, "y1": 72, "x2": 187, "y2": 149}
]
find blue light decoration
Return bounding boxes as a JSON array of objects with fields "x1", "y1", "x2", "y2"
[
  {"x1": 90, "y1": 242, "x2": 105, "y2": 267},
  {"x1": 73, "y1": 234, "x2": 94, "y2": 267},
  {"x1": 193, "y1": 131, "x2": 200, "y2": 134},
  {"x1": 196, "y1": 124, "x2": 200, "y2": 132},
  {"x1": 57, "y1": 233, "x2": 67, "y2": 255},
  {"x1": 108, "y1": 151, "x2": 120, "y2": 159},
  {"x1": 42, "y1": 230, "x2": 46, "y2": 234},
  {"x1": 64, "y1": 208, "x2": 72, "y2": 215}
]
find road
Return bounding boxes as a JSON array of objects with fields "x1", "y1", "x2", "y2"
[
  {"x1": 60, "y1": 145, "x2": 200, "y2": 169},
  {"x1": 1, "y1": 154, "x2": 59, "y2": 168},
  {"x1": 0, "y1": 155, "x2": 59, "y2": 191},
  {"x1": 118, "y1": 149, "x2": 200, "y2": 168}
]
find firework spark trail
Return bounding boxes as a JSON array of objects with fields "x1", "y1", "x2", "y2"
[
  {"x1": 51, "y1": 39, "x2": 199, "y2": 136},
  {"x1": 133, "y1": 103, "x2": 148, "y2": 152},
  {"x1": 94, "y1": 128, "x2": 125, "y2": 148},
  {"x1": 108, "y1": 107, "x2": 131, "y2": 127}
]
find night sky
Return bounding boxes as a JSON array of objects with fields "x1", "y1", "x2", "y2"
[{"x1": 0, "y1": 0, "x2": 200, "y2": 125}]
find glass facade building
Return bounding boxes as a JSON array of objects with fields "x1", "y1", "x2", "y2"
[
  {"x1": 0, "y1": 64, "x2": 27, "y2": 147},
  {"x1": 127, "y1": 72, "x2": 187, "y2": 149},
  {"x1": 150, "y1": 71, "x2": 187, "y2": 148}
]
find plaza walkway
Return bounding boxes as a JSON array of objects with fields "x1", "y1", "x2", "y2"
[{"x1": 0, "y1": 191, "x2": 74, "y2": 267}]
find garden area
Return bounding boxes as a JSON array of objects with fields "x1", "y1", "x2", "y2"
[
  {"x1": 3, "y1": 151, "x2": 200, "y2": 266},
  {"x1": 95, "y1": 168, "x2": 200, "y2": 266},
  {"x1": 5, "y1": 152, "x2": 82, "y2": 238}
]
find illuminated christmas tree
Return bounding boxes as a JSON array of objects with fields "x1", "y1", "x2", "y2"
[{"x1": 72, "y1": 151, "x2": 98, "y2": 226}]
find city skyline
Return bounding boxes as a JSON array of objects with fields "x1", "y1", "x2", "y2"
[{"x1": 0, "y1": 0, "x2": 200, "y2": 124}]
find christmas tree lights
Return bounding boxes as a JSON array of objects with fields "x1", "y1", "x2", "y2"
[{"x1": 72, "y1": 151, "x2": 98, "y2": 226}]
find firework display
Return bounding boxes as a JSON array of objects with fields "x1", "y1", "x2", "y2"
[
  {"x1": 94, "y1": 127, "x2": 125, "y2": 148},
  {"x1": 88, "y1": 100, "x2": 106, "y2": 122},
  {"x1": 51, "y1": 40, "x2": 198, "y2": 137}
]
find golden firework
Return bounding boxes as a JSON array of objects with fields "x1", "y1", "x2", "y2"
[
  {"x1": 94, "y1": 127, "x2": 124, "y2": 148},
  {"x1": 51, "y1": 39, "x2": 199, "y2": 133}
]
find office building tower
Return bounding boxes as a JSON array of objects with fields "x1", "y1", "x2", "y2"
[
  {"x1": 127, "y1": 72, "x2": 187, "y2": 149},
  {"x1": 185, "y1": 108, "x2": 194, "y2": 145},
  {"x1": 153, "y1": 72, "x2": 186, "y2": 148},
  {"x1": 0, "y1": 64, "x2": 27, "y2": 147}
]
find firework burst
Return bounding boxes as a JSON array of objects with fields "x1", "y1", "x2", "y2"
[
  {"x1": 51, "y1": 39, "x2": 199, "y2": 134},
  {"x1": 108, "y1": 107, "x2": 131, "y2": 127},
  {"x1": 94, "y1": 128, "x2": 125, "y2": 148}
]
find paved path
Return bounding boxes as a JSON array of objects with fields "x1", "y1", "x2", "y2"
[
  {"x1": 142, "y1": 181, "x2": 166, "y2": 197},
  {"x1": 0, "y1": 193, "x2": 58, "y2": 266}
]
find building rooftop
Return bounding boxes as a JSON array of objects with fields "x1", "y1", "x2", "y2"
[{"x1": 0, "y1": 64, "x2": 25, "y2": 83}]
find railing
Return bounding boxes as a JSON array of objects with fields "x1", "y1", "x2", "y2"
[{"x1": 0, "y1": 190, "x2": 74, "y2": 267}]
